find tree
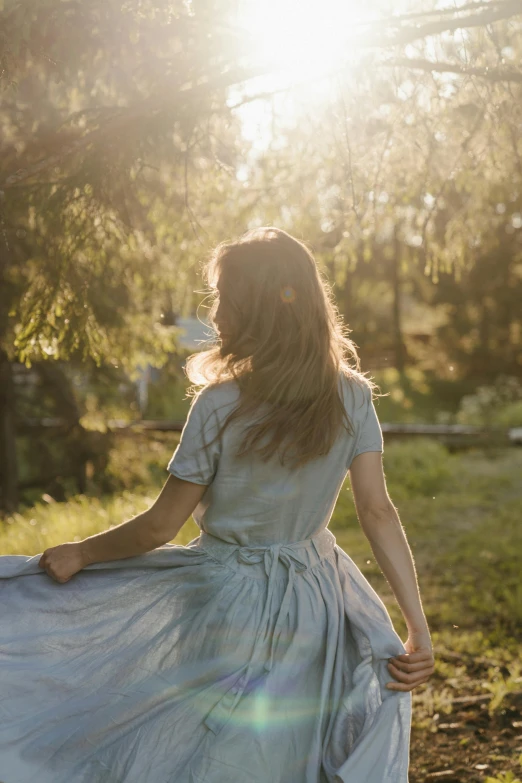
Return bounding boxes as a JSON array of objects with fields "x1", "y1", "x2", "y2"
[
  {"x1": 0, "y1": 0, "x2": 251, "y2": 511},
  {"x1": 1, "y1": 0, "x2": 521, "y2": 510}
]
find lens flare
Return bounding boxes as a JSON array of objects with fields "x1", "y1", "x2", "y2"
[{"x1": 280, "y1": 286, "x2": 296, "y2": 304}]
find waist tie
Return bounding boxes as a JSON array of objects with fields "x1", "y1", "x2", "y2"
[
  {"x1": 237, "y1": 543, "x2": 309, "y2": 674},
  {"x1": 197, "y1": 527, "x2": 336, "y2": 735}
]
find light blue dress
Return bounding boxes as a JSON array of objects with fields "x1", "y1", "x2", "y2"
[{"x1": 0, "y1": 373, "x2": 412, "y2": 782}]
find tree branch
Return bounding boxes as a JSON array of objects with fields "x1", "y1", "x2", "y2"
[
  {"x1": 370, "y1": 0, "x2": 522, "y2": 49},
  {"x1": 383, "y1": 0, "x2": 510, "y2": 24},
  {"x1": 0, "y1": 64, "x2": 273, "y2": 191},
  {"x1": 383, "y1": 57, "x2": 522, "y2": 83},
  {"x1": 2, "y1": 2, "x2": 521, "y2": 194}
]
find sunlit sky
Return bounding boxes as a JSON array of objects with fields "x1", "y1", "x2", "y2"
[
  {"x1": 236, "y1": 0, "x2": 374, "y2": 84},
  {"x1": 230, "y1": 0, "x2": 379, "y2": 150},
  {"x1": 228, "y1": 0, "x2": 467, "y2": 155}
]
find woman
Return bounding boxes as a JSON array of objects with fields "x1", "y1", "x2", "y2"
[{"x1": 0, "y1": 227, "x2": 434, "y2": 783}]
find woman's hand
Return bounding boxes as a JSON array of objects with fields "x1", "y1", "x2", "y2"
[
  {"x1": 386, "y1": 629, "x2": 435, "y2": 692},
  {"x1": 38, "y1": 542, "x2": 88, "y2": 584}
]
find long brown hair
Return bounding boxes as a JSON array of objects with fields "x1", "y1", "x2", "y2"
[{"x1": 185, "y1": 227, "x2": 378, "y2": 468}]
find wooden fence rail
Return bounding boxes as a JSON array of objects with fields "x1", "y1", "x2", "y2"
[
  {"x1": 7, "y1": 418, "x2": 518, "y2": 504},
  {"x1": 17, "y1": 418, "x2": 522, "y2": 445}
]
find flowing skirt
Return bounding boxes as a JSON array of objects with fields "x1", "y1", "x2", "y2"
[{"x1": 0, "y1": 527, "x2": 412, "y2": 782}]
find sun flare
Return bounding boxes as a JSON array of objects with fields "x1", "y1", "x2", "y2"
[{"x1": 236, "y1": 0, "x2": 370, "y2": 83}]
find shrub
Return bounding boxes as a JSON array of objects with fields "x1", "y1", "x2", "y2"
[{"x1": 382, "y1": 438, "x2": 456, "y2": 501}]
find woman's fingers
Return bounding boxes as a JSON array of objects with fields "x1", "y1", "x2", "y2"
[
  {"x1": 386, "y1": 675, "x2": 432, "y2": 691},
  {"x1": 37, "y1": 544, "x2": 82, "y2": 583},
  {"x1": 395, "y1": 651, "x2": 433, "y2": 663},
  {"x1": 386, "y1": 650, "x2": 435, "y2": 691},
  {"x1": 38, "y1": 549, "x2": 59, "y2": 581},
  {"x1": 389, "y1": 657, "x2": 434, "y2": 673},
  {"x1": 388, "y1": 661, "x2": 434, "y2": 679}
]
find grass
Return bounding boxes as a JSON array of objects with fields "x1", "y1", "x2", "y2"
[{"x1": 2, "y1": 438, "x2": 522, "y2": 782}]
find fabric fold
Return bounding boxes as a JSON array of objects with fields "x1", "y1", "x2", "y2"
[{"x1": 0, "y1": 529, "x2": 411, "y2": 783}]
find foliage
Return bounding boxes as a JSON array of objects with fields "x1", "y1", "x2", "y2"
[
  {"x1": 376, "y1": 437, "x2": 456, "y2": 500},
  {"x1": 230, "y1": 11, "x2": 522, "y2": 380},
  {"x1": 1, "y1": 0, "x2": 522, "y2": 377},
  {"x1": 2, "y1": 0, "x2": 522, "y2": 516},
  {"x1": 456, "y1": 375, "x2": 522, "y2": 427},
  {"x1": 102, "y1": 431, "x2": 177, "y2": 494},
  {"x1": 0, "y1": 0, "x2": 249, "y2": 371},
  {"x1": 143, "y1": 359, "x2": 193, "y2": 421},
  {"x1": 0, "y1": 490, "x2": 154, "y2": 556}
]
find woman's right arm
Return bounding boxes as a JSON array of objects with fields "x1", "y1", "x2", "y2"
[{"x1": 349, "y1": 450, "x2": 435, "y2": 691}]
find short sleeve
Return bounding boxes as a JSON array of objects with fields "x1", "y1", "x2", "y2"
[
  {"x1": 167, "y1": 390, "x2": 221, "y2": 485},
  {"x1": 352, "y1": 385, "x2": 384, "y2": 459}
]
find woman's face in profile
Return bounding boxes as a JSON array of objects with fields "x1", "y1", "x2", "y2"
[
  {"x1": 213, "y1": 279, "x2": 232, "y2": 343},
  {"x1": 213, "y1": 277, "x2": 255, "y2": 358}
]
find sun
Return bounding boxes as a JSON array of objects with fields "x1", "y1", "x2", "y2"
[{"x1": 236, "y1": 0, "x2": 370, "y2": 84}]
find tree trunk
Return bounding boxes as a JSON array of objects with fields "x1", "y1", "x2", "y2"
[
  {"x1": 34, "y1": 361, "x2": 89, "y2": 496},
  {"x1": 341, "y1": 241, "x2": 359, "y2": 322},
  {"x1": 392, "y1": 228, "x2": 406, "y2": 373},
  {"x1": 0, "y1": 350, "x2": 19, "y2": 514}
]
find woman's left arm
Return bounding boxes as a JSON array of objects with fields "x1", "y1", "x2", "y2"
[{"x1": 38, "y1": 475, "x2": 208, "y2": 583}]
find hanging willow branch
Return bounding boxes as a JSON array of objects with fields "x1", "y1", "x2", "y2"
[
  {"x1": 0, "y1": 0, "x2": 521, "y2": 193},
  {"x1": 382, "y1": 58, "x2": 522, "y2": 83}
]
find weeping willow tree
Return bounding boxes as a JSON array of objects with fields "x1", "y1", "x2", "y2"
[
  {"x1": 220, "y1": 2, "x2": 522, "y2": 379},
  {"x1": 0, "y1": 0, "x2": 255, "y2": 511}
]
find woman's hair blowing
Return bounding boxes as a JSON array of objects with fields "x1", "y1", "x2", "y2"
[{"x1": 185, "y1": 227, "x2": 377, "y2": 469}]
